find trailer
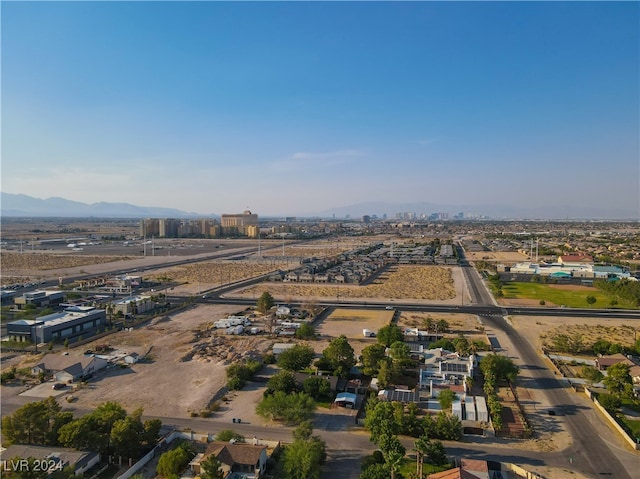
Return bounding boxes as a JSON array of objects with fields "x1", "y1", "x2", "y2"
[
  {"x1": 464, "y1": 396, "x2": 476, "y2": 421},
  {"x1": 226, "y1": 325, "x2": 244, "y2": 335},
  {"x1": 215, "y1": 315, "x2": 251, "y2": 328},
  {"x1": 475, "y1": 396, "x2": 489, "y2": 423},
  {"x1": 452, "y1": 399, "x2": 463, "y2": 420},
  {"x1": 279, "y1": 321, "x2": 301, "y2": 329}
]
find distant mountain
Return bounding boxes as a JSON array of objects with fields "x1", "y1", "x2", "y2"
[
  {"x1": 0, "y1": 193, "x2": 207, "y2": 218},
  {"x1": 316, "y1": 201, "x2": 638, "y2": 220},
  {"x1": 2, "y1": 193, "x2": 636, "y2": 220}
]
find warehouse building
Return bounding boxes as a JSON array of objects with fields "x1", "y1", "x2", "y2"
[
  {"x1": 14, "y1": 290, "x2": 65, "y2": 310},
  {"x1": 7, "y1": 306, "x2": 106, "y2": 344}
]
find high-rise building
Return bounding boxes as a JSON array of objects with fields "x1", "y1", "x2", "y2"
[{"x1": 221, "y1": 210, "x2": 259, "y2": 236}]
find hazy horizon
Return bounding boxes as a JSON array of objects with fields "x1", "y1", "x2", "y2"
[{"x1": 2, "y1": 2, "x2": 639, "y2": 218}]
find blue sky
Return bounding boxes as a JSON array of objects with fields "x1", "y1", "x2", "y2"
[{"x1": 2, "y1": 1, "x2": 639, "y2": 218}]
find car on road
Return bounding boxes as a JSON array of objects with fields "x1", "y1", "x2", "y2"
[
  {"x1": 385, "y1": 306, "x2": 394, "y2": 310},
  {"x1": 547, "y1": 409, "x2": 556, "y2": 416}
]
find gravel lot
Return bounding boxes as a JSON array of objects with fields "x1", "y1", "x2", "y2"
[{"x1": 53, "y1": 304, "x2": 273, "y2": 419}]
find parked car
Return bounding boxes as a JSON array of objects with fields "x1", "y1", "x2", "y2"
[{"x1": 52, "y1": 383, "x2": 65, "y2": 390}]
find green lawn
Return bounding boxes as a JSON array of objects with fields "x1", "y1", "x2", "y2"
[
  {"x1": 501, "y1": 282, "x2": 627, "y2": 308},
  {"x1": 619, "y1": 417, "x2": 640, "y2": 440},
  {"x1": 398, "y1": 457, "x2": 450, "y2": 477}
]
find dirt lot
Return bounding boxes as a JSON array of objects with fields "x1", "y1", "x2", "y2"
[
  {"x1": 230, "y1": 265, "x2": 463, "y2": 303},
  {"x1": 316, "y1": 308, "x2": 395, "y2": 340},
  {"x1": 509, "y1": 315, "x2": 640, "y2": 353},
  {"x1": 46, "y1": 304, "x2": 274, "y2": 418}
]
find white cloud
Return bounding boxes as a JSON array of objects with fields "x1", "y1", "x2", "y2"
[
  {"x1": 272, "y1": 149, "x2": 365, "y2": 171},
  {"x1": 290, "y1": 149, "x2": 364, "y2": 160}
]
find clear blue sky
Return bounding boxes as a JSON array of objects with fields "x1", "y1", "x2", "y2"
[{"x1": 2, "y1": 1, "x2": 639, "y2": 218}]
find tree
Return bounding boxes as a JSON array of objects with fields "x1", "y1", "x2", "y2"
[
  {"x1": 292, "y1": 420, "x2": 314, "y2": 441},
  {"x1": 58, "y1": 401, "x2": 154, "y2": 457},
  {"x1": 361, "y1": 343, "x2": 387, "y2": 376},
  {"x1": 267, "y1": 371, "x2": 297, "y2": 394},
  {"x1": 320, "y1": 335, "x2": 355, "y2": 377},
  {"x1": 143, "y1": 418, "x2": 162, "y2": 447},
  {"x1": 586, "y1": 295, "x2": 597, "y2": 306},
  {"x1": 603, "y1": 362, "x2": 633, "y2": 398},
  {"x1": 257, "y1": 292, "x2": 275, "y2": 314},
  {"x1": 256, "y1": 391, "x2": 315, "y2": 424},
  {"x1": 282, "y1": 435, "x2": 326, "y2": 479},
  {"x1": 376, "y1": 358, "x2": 395, "y2": 390},
  {"x1": 414, "y1": 436, "x2": 430, "y2": 478},
  {"x1": 1, "y1": 397, "x2": 72, "y2": 447},
  {"x1": 452, "y1": 335, "x2": 470, "y2": 355},
  {"x1": 302, "y1": 376, "x2": 331, "y2": 400},
  {"x1": 365, "y1": 400, "x2": 399, "y2": 442},
  {"x1": 389, "y1": 341, "x2": 411, "y2": 364},
  {"x1": 580, "y1": 365, "x2": 604, "y2": 385},
  {"x1": 295, "y1": 323, "x2": 315, "y2": 339},
  {"x1": 592, "y1": 339, "x2": 613, "y2": 355},
  {"x1": 379, "y1": 434, "x2": 405, "y2": 479},
  {"x1": 277, "y1": 344, "x2": 315, "y2": 371},
  {"x1": 479, "y1": 354, "x2": 519, "y2": 384},
  {"x1": 598, "y1": 393, "x2": 622, "y2": 412},
  {"x1": 110, "y1": 416, "x2": 143, "y2": 459},
  {"x1": 434, "y1": 411, "x2": 462, "y2": 440},
  {"x1": 199, "y1": 454, "x2": 224, "y2": 479},
  {"x1": 423, "y1": 439, "x2": 449, "y2": 466},
  {"x1": 435, "y1": 319, "x2": 449, "y2": 335},
  {"x1": 216, "y1": 429, "x2": 245, "y2": 442},
  {"x1": 423, "y1": 316, "x2": 435, "y2": 332},
  {"x1": 377, "y1": 324, "x2": 403, "y2": 347},
  {"x1": 437, "y1": 389, "x2": 457, "y2": 411},
  {"x1": 157, "y1": 441, "x2": 193, "y2": 479},
  {"x1": 360, "y1": 464, "x2": 390, "y2": 479}
]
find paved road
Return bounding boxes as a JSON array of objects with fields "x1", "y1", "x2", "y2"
[
  {"x1": 456, "y1": 245, "x2": 636, "y2": 479},
  {"x1": 4, "y1": 242, "x2": 639, "y2": 478}
]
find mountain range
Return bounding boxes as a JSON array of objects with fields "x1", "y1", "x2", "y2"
[
  {"x1": 1, "y1": 192, "x2": 637, "y2": 220},
  {"x1": 0, "y1": 193, "x2": 203, "y2": 218}
]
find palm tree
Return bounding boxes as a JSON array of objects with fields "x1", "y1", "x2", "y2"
[
  {"x1": 106, "y1": 303, "x2": 114, "y2": 327},
  {"x1": 414, "y1": 436, "x2": 430, "y2": 478},
  {"x1": 386, "y1": 450, "x2": 404, "y2": 479}
]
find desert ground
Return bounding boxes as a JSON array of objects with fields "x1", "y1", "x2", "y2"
[
  {"x1": 229, "y1": 265, "x2": 464, "y2": 303},
  {"x1": 3, "y1": 238, "x2": 639, "y2": 479},
  {"x1": 23, "y1": 304, "x2": 274, "y2": 418}
]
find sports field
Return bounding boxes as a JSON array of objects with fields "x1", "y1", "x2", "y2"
[{"x1": 501, "y1": 282, "x2": 627, "y2": 308}]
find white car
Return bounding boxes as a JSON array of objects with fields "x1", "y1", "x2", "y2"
[{"x1": 385, "y1": 306, "x2": 394, "y2": 310}]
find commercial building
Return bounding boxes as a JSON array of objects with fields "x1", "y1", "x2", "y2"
[
  {"x1": 221, "y1": 210, "x2": 259, "y2": 237},
  {"x1": 7, "y1": 306, "x2": 106, "y2": 344},
  {"x1": 112, "y1": 295, "x2": 154, "y2": 317},
  {"x1": 14, "y1": 290, "x2": 65, "y2": 310}
]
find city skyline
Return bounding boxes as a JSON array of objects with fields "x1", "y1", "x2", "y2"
[{"x1": 2, "y1": 2, "x2": 639, "y2": 218}]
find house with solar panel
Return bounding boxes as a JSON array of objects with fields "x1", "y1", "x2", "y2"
[{"x1": 418, "y1": 347, "x2": 477, "y2": 397}]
